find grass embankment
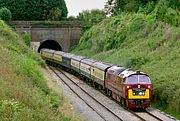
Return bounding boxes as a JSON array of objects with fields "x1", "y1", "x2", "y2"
[
  {"x1": 0, "y1": 20, "x2": 81, "y2": 121},
  {"x1": 71, "y1": 8, "x2": 180, "y2": 119}
]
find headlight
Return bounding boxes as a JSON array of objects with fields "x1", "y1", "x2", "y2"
[
  {"x1": 139, "y1": 92, "x2": 143, "y2": 95},
  {"x1": 139, "y1": 92, "x2": 145, "y2": 96},
  {"x1": 142, "y1": 92, "x2": 145, "y2": 95}
]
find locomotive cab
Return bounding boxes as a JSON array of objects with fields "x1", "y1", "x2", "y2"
[{"x1": 124, "y1": 73, "x2": 152, "y2": 109}]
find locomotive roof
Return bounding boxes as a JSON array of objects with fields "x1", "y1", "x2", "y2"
[
  {"x1": 108, "y1": 66, "x2": 128, "y2": 75},
  {"x1": 92, "y1": 61, "x2": 112, "y2": 70},
  {"x1": 119, "y1": 69, "x2": 147, "y2": 78}
]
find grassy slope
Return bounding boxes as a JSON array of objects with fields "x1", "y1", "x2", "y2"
[
  {"x1": 72, "y1": 13, "x2": 180, "y2": 118},
  {"x1": 0, "y1": 20, "x2": 81, "y2": 121}
]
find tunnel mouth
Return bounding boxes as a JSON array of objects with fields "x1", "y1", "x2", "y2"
[{"x1": 38, "y1": 40, "x2": 62, "y2": 52}]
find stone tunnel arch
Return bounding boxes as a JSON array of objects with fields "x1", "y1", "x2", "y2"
[{"x1": 38, "y1": 40, "x2": 62, "y2": 52}]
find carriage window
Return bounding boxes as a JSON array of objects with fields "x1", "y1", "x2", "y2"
[{"x1": 125, "y1": 75, "x2": 150, "y2": 84}]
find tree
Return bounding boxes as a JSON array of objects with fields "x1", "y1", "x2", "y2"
[
  {"x1": 0, "y1": 7, "x2": 12, "y2": 21},
  {"x1": 48, "y1": 8, "x2": 62, "y2": 21},
  {"x1": 77, "y1": 9, "x2": 106, "y2": 23},
  {"x1": 105, "y1": 0, "x2": 180, "y2": 16},
  {"x1": 0, "y1": 0, "x2": 68, "y2": 20},
  {"x1": 77, "y1": 9, "x2": 106, "y2": 35},
  {"x1": 105, "y1": 0, "x2": 124, "y2": 16}
]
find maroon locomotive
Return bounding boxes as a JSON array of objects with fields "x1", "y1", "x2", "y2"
[{"x1": 105, "y1": 66, "x2": 152, "y2": 109}]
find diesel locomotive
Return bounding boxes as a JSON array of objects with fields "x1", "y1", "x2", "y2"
[{"x1": 40, "y1": 48, "x2": 152, "y2": 109}]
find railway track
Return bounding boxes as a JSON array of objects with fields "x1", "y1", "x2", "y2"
[
  {"x1": 133, "y1": 110, "x2": 163, "y2": 121},
  {"x1": 49, "y1": 66, "x2": 124, "y2": 121},
  {"x1": 48, "y1": 66, "x2": 175, "y2": 121},
  {"x1": 145, "y1": 110, "x2": 164, "y2": 121}
]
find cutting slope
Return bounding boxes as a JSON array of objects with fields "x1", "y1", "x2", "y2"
[{"x1": 0, "y1": 20, "x2": 80, "y2": 120}]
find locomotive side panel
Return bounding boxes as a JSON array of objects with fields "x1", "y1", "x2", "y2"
[
  {"x1": 105, "y1": 66, "x2": 127, "y2": 98},
  {"x1": 105, "y1": 72, "x2": 125, "y2": 98}
]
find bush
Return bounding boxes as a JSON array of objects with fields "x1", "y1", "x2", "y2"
[
  {"x1": 0, "y1": 7, "x2": 11, "y2": 21},
  {"x1": 22, "y1": 32, "x2": 31, "y2": 46},
  {"x1": 126, "y1": 56, "x2": 149, "y2": 69},
  {"x1": 152, "y1": 0, "x2": 180, "y2": 27},
  {"x1": 164, "y1": 8, "x2": 180, "y2": 27}
]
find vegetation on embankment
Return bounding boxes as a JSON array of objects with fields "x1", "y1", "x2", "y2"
[
  {"x1": 0, "y1": 20, "x2": 81, "y2": 120},
  {"x1": 71, "y1": 1, "x2": 180, "y2": 119}
]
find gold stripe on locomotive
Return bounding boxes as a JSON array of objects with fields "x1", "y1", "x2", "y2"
[{"x1": 128, "y1": 89, "x2": 150, "y2": 99}]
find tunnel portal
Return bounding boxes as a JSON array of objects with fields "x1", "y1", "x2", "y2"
[{"x1": 38, "y1": 40, "x2": 62, "y2": 52}]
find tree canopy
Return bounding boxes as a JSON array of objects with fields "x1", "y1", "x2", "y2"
[
  {"x1": 0, "y1": 7, "x2": 12, "y2": 21},
  {"x1": 105, "y1": 0, "x2": 180, "y2": 16},
  {"x1": 0, "y1": 0, "x2": 68, "y2": 20}
]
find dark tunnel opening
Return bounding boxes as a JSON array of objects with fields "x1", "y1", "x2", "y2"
[{"x1": 38, "y1": 40, "x2": 62, "y2": 52}]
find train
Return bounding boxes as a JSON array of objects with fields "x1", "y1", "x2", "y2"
[{"x1": 40, "y1": 48, "x2": 152, "y2": 109}]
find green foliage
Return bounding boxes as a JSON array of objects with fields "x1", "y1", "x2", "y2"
[
  {"x1": 105, "y1": 0, "x2": 180, "y2": 27},
  {"x1": 71, "y1": 12, "x2": 180, "y2": 118},
  {"x1": 22, "y1": 32, "x2": 31, "y2": 46},
  {"x1": 127, "y1": 56, "x2": 149, "y2": 69},
  {"x1": 0, "y1": 7, "x2": 12, "y2": 21},
  {"x1": 48, "y1": 7, "x2": 62, "y2": 21},
  {"x1": 49, "y1": 92, "x2": 61, "y2": 108},
  {"x1": 15, "y1": 55, "x2": 50, "y2": 94},
  {"x1": 66, "y1": 16, "x2": 77, "y2": 21},
  {"x1": 0, "y1": 0, "x2": 68, "y2": 20},
  {"x1": 77, "y1": 9, "x2": 106, "y2": 35},
  {"x1": 138, "y1": 1, "x2": 156, "y2": 14},
  {"x1": 150, "y1": 0, "x2": 180, "y2": 27},
  {"x1": 77, "y1": 9, "x2": 106, "y2": 22}
]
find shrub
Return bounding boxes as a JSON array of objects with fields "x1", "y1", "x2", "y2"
[
  {"x1": 126, "y1": 56, "x2": 149, "y2": 69},
  {"x1": 22, "y1": 32, "x2": 31, "y2": 46},
  {"x1": 0, "y1": 7, "x2": 12, "y2": 21},
  {"x1": 164, "y1": 8, "x2": 180, "y2": 27},
  {"x1": 138, "y1": 1, "x2": 155, "y2": 14}
]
